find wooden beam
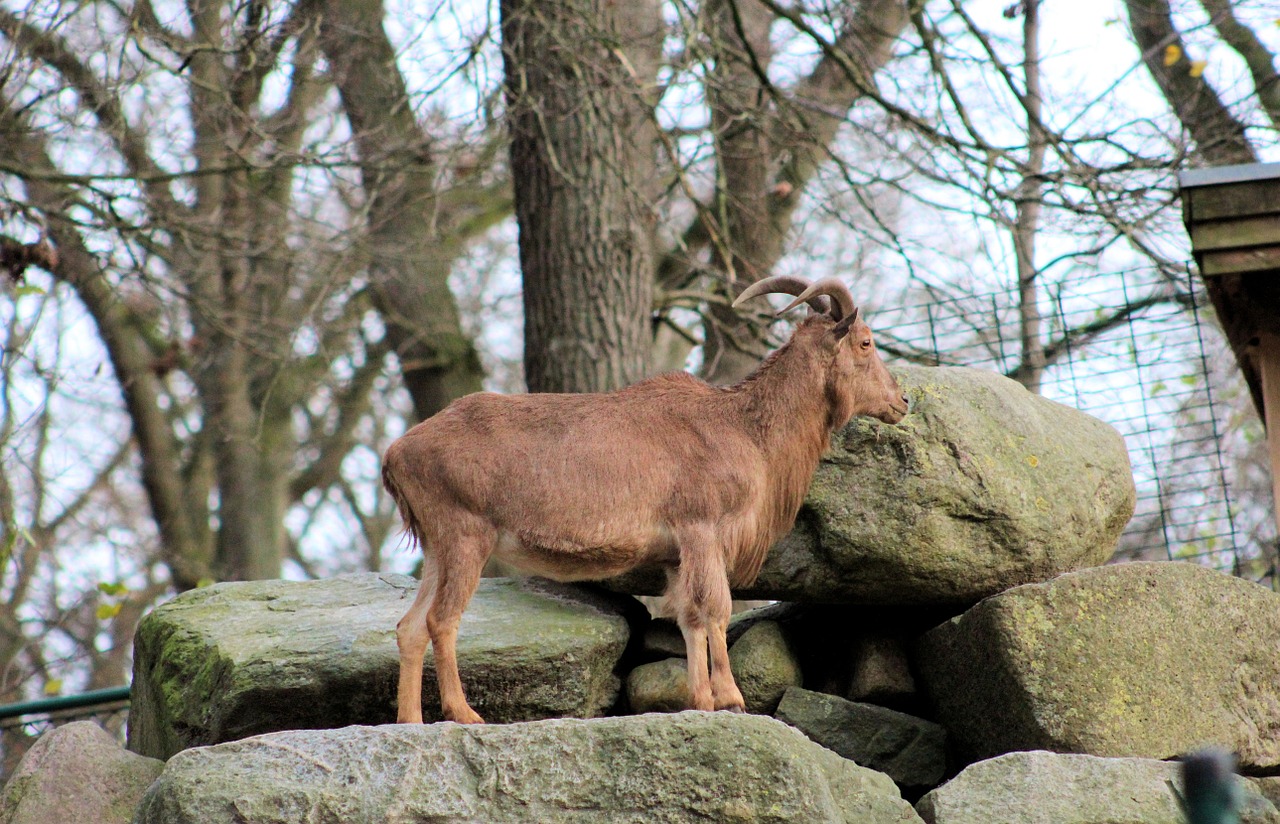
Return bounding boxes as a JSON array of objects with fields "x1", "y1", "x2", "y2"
[
  {"x1": 1198, "y1": 246, "x2": 1280, "y2": 276},
  {"x1": 1190, "y1": 215, "x2": 1280, "y2": 251},
  {"x1": 1260, "y1": 332, "x2": 1280, "y2": 582}
]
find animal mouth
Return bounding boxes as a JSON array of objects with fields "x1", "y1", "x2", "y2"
[{"x1": 881, "y1": 403, "x2": 909, "y2": 424}]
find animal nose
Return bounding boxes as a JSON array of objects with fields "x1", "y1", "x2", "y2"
[{"x1": 901, "y1": 395, "x2": 910, "y2": 409}]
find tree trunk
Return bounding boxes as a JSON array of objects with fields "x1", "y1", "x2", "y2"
[
  {"x1": 1012, "y1": 0, "x2": 1047, "y2": 393},
  {"x1": 320, "y1": 0, "x2": 487, "y2": 422},
  {"x1": 693, "y1": 0, "x2": 911, "y2": 385},
  {"x1": 1124, "y1": 0, "x2": 1257, "y2": 166},
  {"x1": 701, "y1": 0, "x2": 783, "y2": 385},
  {"x1": 502, "y1": 0, "x2": 663, "y2": 394}
]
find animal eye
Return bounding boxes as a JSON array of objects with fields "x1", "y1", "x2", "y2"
[{"x1": 860, "y1": 339, "x2": 873, "y2": 349}]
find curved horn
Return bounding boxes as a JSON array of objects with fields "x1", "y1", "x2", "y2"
[
  {"x1": 777, "y1": 277, "x2": 856, "y2": 322},
  {"x1": 731, "y1": 276, "x2": 830, "y2": 315}
]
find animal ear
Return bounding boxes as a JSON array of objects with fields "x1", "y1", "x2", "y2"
[{"x1": 831, "y1": 307, "x2": 860, "y2": 340}]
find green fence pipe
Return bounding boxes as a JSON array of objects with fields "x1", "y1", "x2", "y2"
[{"x1": 0, "y1": 686, "x2": 131, "y2": 721}]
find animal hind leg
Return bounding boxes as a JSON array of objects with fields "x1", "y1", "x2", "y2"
[
  {"x1": 396, "y1": 553, "x2": 438, "y2": 724},
  {"x1": 426, "y1": 530, "x2": 491, "y2": 724}
]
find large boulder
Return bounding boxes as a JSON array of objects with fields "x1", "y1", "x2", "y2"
[
  {"x1": 1, "y1": 721, "x2": 163, "y2": 824},
  {"x1": 610, "y1": 365, "x2": 1135, "y2": 605},
  {"x1": 136, "y1": 713, "x2": 925, "y2": 824},
  {"x1": 915, "y1": 750, "x2": 1280, "y2": 824},
  {"x1": 775, "y1": 687, "x2": 947, "y2": 790},
  {"x1": 915, "y1": 562, "x2": 1280, "y2": 769},
  {"x1": 129, "y1": 573, "x2": 636, "y2": 760}
]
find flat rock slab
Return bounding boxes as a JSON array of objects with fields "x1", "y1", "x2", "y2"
[
  {"x1": 129, "y1": 574, "x2": 634, "y2": 760},
  {"x1": 1, "y1": 720, "x2": 163, "y2": 824},
  {"x1": 915, "y1": 750, "x2": 1280, "y2": 824},
  {"x1": 135, "y1": 713, "x2": 925, "y2": 824},
  {"x1": 915, "y1": 561, "x2": 1280, "y2": 769},
  {"x1": 609, "y1": 365, "x2": 1135, "y2": 605},
  {"x1": 775, "y1": 687, "x2": 946, "y2": 789}
]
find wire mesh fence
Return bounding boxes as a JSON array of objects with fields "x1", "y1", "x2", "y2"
[{"x1": 873, "y1": 264, "x2": 1273, "y2": 582}]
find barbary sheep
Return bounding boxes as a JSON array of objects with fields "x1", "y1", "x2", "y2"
[{"x1": 382, "y1": 275, "x2": 907, "y2": 724}]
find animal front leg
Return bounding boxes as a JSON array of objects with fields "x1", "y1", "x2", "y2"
[
  {"x1": 708, "y1": 621, "x2": 745, "y2": 712},
  {"x1": 669, "y1": 525, "x2": 741, "y2": 712}
]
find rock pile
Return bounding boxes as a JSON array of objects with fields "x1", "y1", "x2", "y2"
[{"x1": 9, "y1": 365, "x2": 1277, "y2": 824}]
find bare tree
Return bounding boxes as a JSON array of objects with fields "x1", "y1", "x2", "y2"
[
  {"x1": 0, "y1": 0, "x2": 502, "y2": 588},
  {"x1": 501, "y1": 0, "x2": 665, "y2": 393}
]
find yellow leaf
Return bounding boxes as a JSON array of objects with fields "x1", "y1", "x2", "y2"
[
  {"x1": 43, "y1": 679, "x2": 62, "y2": 696},
  {"x1": 1163, "y1": 44, "x2": 1182, "y2": 66},
  {"x1": 96, "y1": 602, "x2": 123, "y2": 621},
  {"x1": 1026, "y1": 455, "x2": 1040, "y2": 467},
  {"x1": 1189, "y1": 60, "x2": 1207, "y2": 77}
]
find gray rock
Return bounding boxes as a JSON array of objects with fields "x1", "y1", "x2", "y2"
[
  {"x1": 611, "y1": 365, "x2": 1135, "y2": 605},
  {"x1": 626, "y1": 658, "x2": 690, "y2": 713},
  {"x1": 915, "y1": 750, "x2": 1280, "y2": 824},
  {"x1": 727, "y1": 621, "x2": 802, "y2": 715},
  {"x1": 626, "y1": 621, "x2": 802, "y2": 715},
  {"x1": 775, "y1": 687, "x2": 946, "y2": 788},
  {"x1": 136, "y1": 713, "x2": 924, "y2": 824},
  {"x1": 641, "y1": 619, "x2": 687, "y2": 660},
  {"x1": 849, "y1": 632, "x2": 917, "y2": 705},
  {"x1": 129, "y1": 574, "x2": 633, "y2": 760},
  {"x1": 915, "y1": 561, "x2": 1280, "y2": 770},
  {"x1": 1, "y1": 720, "x2": 163, "y2": 824}
]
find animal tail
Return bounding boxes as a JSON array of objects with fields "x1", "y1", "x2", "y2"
[{"x1": 381, "y1": 458, "x2": 425, "y2": 552}]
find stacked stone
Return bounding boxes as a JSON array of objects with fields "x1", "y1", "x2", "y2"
[{"x1": 12, "y1": 366, "x2": 1280, "y2": 823}]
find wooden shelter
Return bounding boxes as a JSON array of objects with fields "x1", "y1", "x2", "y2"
[{"x1": 1179, "y1": 162, "x2": 1280, "y2": 558}]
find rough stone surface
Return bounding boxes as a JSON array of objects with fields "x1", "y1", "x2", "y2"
[
  {"x1": 915, "y1": 750, "x2": 1280, "y2": 824},
  {"x1": 1, "y1": 720, "x2": 163, "y2": 824},
  {"x1": 849, "y1": 632, "x2": 916, "y2": 705},
  {"x1": 136, "y1": 713, "x2": 924, "y2": 824},
  {"x1": 915, "y1": 561, "x2": 1280, "y2": 769},
  {"x1": 727, "y1": 621, "x2": 802, "y2": 714},
  {"x1": 640, "y1": 620, "x2": 687, "y2": 661},
  {"x1": 610, "y1": 365, "x2": 1135, "y2": 605},
  {"x1": 775, "y1": 687, "x2": 946, "y2": 789},
  {"x1": 129, "y1": 573, "x2": 634, "y2": 760},
  {"x1": 626, "y1": 658, "x2": 690, "y2": 713}
]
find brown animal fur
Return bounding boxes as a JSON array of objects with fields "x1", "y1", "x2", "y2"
[{"x1": 383, "y1": 276, "x2": 907, "y2": 724}]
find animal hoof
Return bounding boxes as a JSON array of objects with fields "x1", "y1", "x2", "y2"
[{"x1": 449, "y1": 709, "x2": 486, "y2": 725}]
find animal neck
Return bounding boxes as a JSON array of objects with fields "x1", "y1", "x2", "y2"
[
  {"x1": 731, "y1": 328, "x2": 833, "y2": 455},
  {"x1": 730, "y1": 327, "x2": 834, "y2": 515},
  {"x1": 718, "y1": 326, "x2": 836, "y2": 586}
]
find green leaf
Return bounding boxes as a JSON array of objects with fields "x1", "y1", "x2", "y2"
[
  {"x1": 96, "y1": 602, "x2": 123, "y2": 620},
  {"x1": 96, "y1": 581, "x2": 129, "y2": 597},
  {"x1": 43, "y1": 679, "x2": 62, "y2": 696},
  {"x1": 13, "y1": 284, "x2": 45, "y2": 299}
]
